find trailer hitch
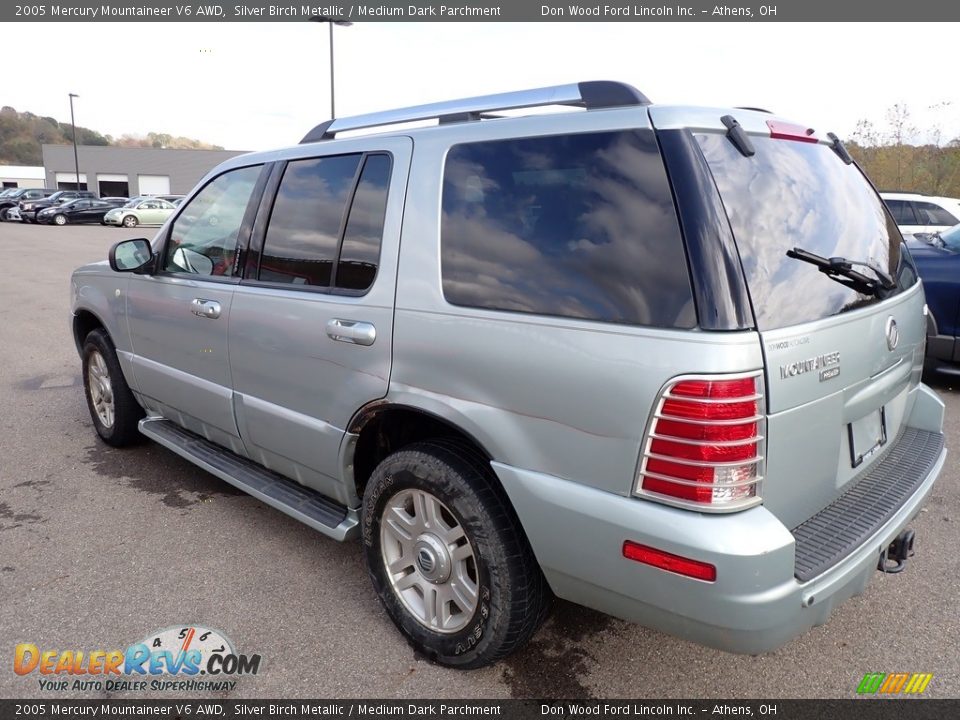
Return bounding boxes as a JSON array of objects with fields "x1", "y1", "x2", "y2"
[{"x1": 878, "y1": 529, "x2": 915, "y2": 574}]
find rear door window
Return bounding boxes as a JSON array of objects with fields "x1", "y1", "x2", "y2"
[
  {"x1": 441, "y1": 130, "x2": 695, "y2": 328},
  {"x1": 697, "y1": 133, "x2": 914, "y2": 331},
  {"x1": 914, "y1": 201, "x2": 958, "y2": 226},
  {"x1": 256, "y1": 152, "x2": 391, "y2": 293}
]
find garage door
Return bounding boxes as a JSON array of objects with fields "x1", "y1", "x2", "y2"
[
  {"x1": 138, "y1": 175, "x2": 170, "y2": 195},
  {"x1": 55, "y1": 172, "x2": 87, "y2": 190},
  {"x1": 97, "y1": 173, "x2": 129, "y2": 198}
]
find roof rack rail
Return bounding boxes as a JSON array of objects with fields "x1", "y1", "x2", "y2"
[
  {"x1": 300, "y1": 80, "x2": 650, "y2": 144},
  {"x1": 735, "y1": 106, "x2": 774, "y2": 114}
]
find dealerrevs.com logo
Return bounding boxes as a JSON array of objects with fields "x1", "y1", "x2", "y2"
[{"x1": 14, "y1": 626, "x2": 261, "y2": 692}]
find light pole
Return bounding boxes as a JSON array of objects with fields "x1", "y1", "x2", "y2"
[
  {"x1": 309, "y1": 16, "x2": 353, "y2": 119},
  {"x1": 68, "y1": 93, "x2": 81, "y2": 190}
]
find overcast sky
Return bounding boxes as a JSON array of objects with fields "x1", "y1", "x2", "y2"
[{"x1": 6, "y1": 22, "x2": 958, "y2": 152}]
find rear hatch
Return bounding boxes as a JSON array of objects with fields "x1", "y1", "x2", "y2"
[{"x1": 657, "y1": 108, "x2": 926, "y2": 529}]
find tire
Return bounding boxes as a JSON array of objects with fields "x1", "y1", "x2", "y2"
[
  {"x1": 362, "y1": 440, "x2": 550, "y2": 668},
  {"x1": 53, "y1": 214, "x2": 67, "y2": 226},
  {"x1": 122, "y1": 215, "x2": 138, "y2": 228},
  {"x1": 81, "y1": 329, "x2": 144, "y2": 447}
]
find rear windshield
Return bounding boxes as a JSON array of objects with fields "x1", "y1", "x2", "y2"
[{"x1": 697, "y1": 133, "x2": 915, "y2": 331}]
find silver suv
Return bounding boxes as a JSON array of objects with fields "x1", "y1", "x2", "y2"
[{"x1": 71, "y1": 81, "x2": 946, "y2": 668}]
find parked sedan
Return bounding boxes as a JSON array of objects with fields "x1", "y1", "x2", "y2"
[
  {"x1": 20, "y1": 190, "x2": 98, "y2": 223},
  {"x1": 906, "y1": 224, "x2": 960, "y2": 364},
  {"x1": 37, "y1": 198, "x2": 127, "y2": 226},
  {"x1": 103, "y1": 198, "x2": 176, "y2": 228}
]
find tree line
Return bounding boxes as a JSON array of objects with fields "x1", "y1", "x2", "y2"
[
  {"x1": 0, "y1": 106, "x2": 223, "y2": 165},
  {"x1": 846, "y1": 103, "x2": 959, "y2": 197}
]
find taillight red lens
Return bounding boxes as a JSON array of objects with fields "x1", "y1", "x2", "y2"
[
  {"x1": 639, "y1": 375, "x2": 764, "y2": 509},
  {"x1": 622, "y1": 541, "x2": 717, "y2": 582},
  {"x1": 650, "y1": 438, "x2": 758, "y2": 463},
  {"x1": 646, "y1": 458, "x2": 715, "y2": 483},
  {"x1": 661, "y1": 398, "x2": 757, "y2": 421},
  {"x1": 641, "y1": 475, "x2": 713, "y2": 503},
  {"x1": 655, "y1": 418, "x2": 757, "y2": 442},
  {"x1": 670, "y1": 378, "x2": 756, "y2": 399}
]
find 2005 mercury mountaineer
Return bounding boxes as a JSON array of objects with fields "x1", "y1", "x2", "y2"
[{"x1": 71, "y1": 81, "x2": 946, "y2": 668}]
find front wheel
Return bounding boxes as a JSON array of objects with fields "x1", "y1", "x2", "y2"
[
  {"x1": 362, "y1": 441, "x2": 550, "y2": 668},
  {"x1": 121, "y1": 215, "x2": 138, "y2": 228},
  {"x1": 53, "y1": 214, "x2": 67, "y2": 226},
  {"x1": 82, "y1": 329, "x2": 144, "y2": 447}
]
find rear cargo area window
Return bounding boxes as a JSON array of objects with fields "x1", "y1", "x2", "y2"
[
  {"x1": 441, "y1": 130, "x2": 696, "y2": 328},
  {"x1": 697, "y1": 133, "x2": 914, "y2": 330}
]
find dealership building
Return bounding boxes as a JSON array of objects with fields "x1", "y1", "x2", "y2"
[
  {"x1": 39, "y1": 144, "x2": 248, "y2": 197},
  {"x1": 1, "y1": 164, "x2": 46, "y2": 189}
]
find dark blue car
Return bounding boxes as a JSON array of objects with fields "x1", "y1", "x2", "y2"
[{"x1": 908, "y1": 224, "x2": 960, "y2": 364}]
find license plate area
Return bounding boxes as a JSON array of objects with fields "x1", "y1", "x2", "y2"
[{"x1": 848, "y1": 407, "x2": 887, "y2": 468}]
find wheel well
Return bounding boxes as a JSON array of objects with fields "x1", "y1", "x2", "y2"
[
  {"x1": 72, "y1": 310, "x2": 105, "y2": 354},
  {"x1": 351, "y1": 406, "x2": 492, "y2": 499}
]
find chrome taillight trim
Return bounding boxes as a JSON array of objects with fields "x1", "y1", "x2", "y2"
[{"x1": 634, "y1": 371, "x2": 767, "y2": 513}]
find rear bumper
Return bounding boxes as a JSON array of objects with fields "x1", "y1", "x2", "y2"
[{"x1": 494, "y1": 384, "x2": 946, "y2": 654}]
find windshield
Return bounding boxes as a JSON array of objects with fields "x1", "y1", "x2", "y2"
[
  {"x1": 697, "y1": 133, "x2": 915, "y2": 330},
  {"x1": 938, "y1": 224, "x2": 960, "y2": 252}
]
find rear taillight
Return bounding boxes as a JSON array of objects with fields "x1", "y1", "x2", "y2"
[{"x1": 636, "y1": 373, "x2": 764, "y2": 511}]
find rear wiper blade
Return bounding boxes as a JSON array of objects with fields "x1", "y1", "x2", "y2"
[{"x1": 786, "y1": 247, "x2": 896, "y2": 297}]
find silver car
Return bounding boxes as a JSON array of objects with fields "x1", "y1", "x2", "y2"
[{"x1": 71, "y1": 81, "x2": 946, "y2": 668}]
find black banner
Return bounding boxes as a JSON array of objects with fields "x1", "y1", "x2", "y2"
[{"x1": 1, "y1": 700, "x2": 958, "y2": 720}]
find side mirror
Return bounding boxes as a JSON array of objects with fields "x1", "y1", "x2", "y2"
[{"x1": 109, "y1": 238, "x2": 154, "y2": 274}]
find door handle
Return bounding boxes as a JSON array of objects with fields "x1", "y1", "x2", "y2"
[
  {"x1": 326, "y1": 319, "x2": 376, "y2": 346},
  {"x1": 191, "y1": 298, "x2": 221, "y2": 319}
]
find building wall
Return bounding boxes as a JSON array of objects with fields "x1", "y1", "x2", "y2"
[
  {"x1": 41, "y1": 145, "x2": 249, "y2": 196},
  {"x1": 0, "y1": 165, "x2": 46, "y2": 188}
]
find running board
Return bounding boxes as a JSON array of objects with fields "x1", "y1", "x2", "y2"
[{"x1": 139, "y1": 418, "x2": 358, "y2": 541}]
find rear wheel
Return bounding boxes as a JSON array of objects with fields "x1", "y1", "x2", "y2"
[
  {"x1": 362, "y1": 441, "x2": 550, "y2": 668},
  {"x1": 82, "y1": 329, "x2": 144, "y2": 447},
  {"x1": 121, "y1": 215, "x2": 138, "y2": 228},
  {"x1": 53, "y1": 214, "x2": 67, "y2": 226}
]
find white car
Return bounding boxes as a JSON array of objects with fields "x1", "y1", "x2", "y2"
[
  {"x1": 5, "y1": 206, "x2": 22, "y2": 222},
  {"x1": 881, "y1": 192, "x2": 960, "y2": 235}
]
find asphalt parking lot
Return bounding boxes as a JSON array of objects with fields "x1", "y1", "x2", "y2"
[{"x1": 1, "y1": 221, "x2": 959, "y2": 700}]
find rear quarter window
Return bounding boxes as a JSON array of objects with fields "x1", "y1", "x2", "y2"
[{"x1": 440, "y1": 130, "x2": 695, "y2": 328}]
